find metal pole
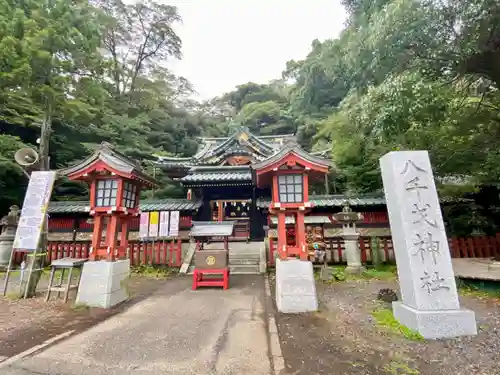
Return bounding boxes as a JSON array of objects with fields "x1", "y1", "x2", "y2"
[
  {"x1": 23, "y1": 97, "x2": 51, "y2": 298},
  {"x1": 152, "y1": 164, "x2": 156, "y2": 198}
]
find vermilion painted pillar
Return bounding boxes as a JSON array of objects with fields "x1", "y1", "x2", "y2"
[
  {"x1": 90, "y1": 215, "x2": 103, "y2": 261},
  {"x1": 296, "y1": 211, "x2": 307, "y2": 260},
  {"x1": 277, "y1": 211, "x2": 287, "y2": 259},
  {"x1": 105, "y1": 216, "x2": 119, "y2": 261},
  {"x1": 120, "y1": 219, "x2": 128, "y2": 258}
]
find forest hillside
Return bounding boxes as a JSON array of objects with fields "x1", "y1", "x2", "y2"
[{"x1": 0, "y1": 0, "x2": 499, "y2": 234}]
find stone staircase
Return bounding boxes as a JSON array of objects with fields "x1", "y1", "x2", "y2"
[{"x1": 186, "y1": 241, "x2": 265, "y2": 275}]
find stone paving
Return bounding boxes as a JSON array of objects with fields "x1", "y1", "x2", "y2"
[
  {"x1": 452, "y1": 258, "x2": 500, "y2": 281},
  {"x1": 1, "y1": 275, "x2": 273, "y2": 375}
]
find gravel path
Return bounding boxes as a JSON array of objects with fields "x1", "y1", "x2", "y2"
[{"x1": 272, "y1": 276, "x2": 500, "y2": 375}]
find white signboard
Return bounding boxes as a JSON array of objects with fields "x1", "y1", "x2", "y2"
[
  {"x1": 159, "y1": 211, "x2": 170, "y2": 237},
  {"x1": 14, "y1": 171, "x2": 56, "y2": 251},
  {"x1": 169, "y1": 211, "x2": 179, "y2": 237},
  {"x1": 139, "y1": 212, "x2": 149, "y2": 239}
]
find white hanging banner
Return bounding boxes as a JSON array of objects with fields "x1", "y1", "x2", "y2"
[
  {"x1": 14, "y1": 171, "x2": 56, "y2": 251},
  {"x1": 148, "y1": 212, "x2": 159, "y2": 238},
  {"x1": 139, "y1": 212, "x2": 149, "y2": 240},
  {"x1": 169, "y1": 211, "x2": 180, "y2": 237},
  {"x1": 159, "y1": 211, "x2": 170, "y2": 237}
]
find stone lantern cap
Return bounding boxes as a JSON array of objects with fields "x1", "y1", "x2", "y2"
[
  {"x1": 0, "y1": 205, "x2": 20, "y2": 227},
  {"x1": 334, "y1": 201, "x2": 363, "y2": 223}
]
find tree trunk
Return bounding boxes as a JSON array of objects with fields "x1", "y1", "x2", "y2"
[{"x1": 21, "y1": 252, "x2": 45, "y2": 298}]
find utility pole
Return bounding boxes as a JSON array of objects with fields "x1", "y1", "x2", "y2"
[
  {"x1": 24, "y1": 98, "x2": 52, "y2": 297},
  {"x1": 39, "y1": 98, "x2": 52, "y2": 172}
]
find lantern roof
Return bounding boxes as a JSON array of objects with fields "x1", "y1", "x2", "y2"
[
  {"x1": 251, "y1": 145, "x2": 331, "y2": 187},
  {"x1": 252, "y1": 144, "x2": 331, "y2": 173},
  {"x1": 59, "y1": 142, "x2": 158, "y2": 187}
]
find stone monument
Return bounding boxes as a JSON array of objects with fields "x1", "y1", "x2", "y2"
[
  {"x1": 380, "y1": 151, "x2": 477, "y2": 339},
  {"x1": 335, "y1": 203, "x2": 365, "y2": 274},
  {"x1": 0, "y1": 206, "x2": 20, "y2": 270},
  {"x1": 275, "y1": 257, "x2": 318, "y2": 313}
]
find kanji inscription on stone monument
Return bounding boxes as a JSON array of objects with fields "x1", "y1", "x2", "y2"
[{"x1": 380, "y1": 150, "x2": 476, "y2": 339}]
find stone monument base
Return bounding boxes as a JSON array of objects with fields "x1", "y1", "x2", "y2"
[
  {"x1": 76, "y1": 260, "x2": 129, "y2": 308},
  {"x1": 393, "y1": 301, "x2": 477, "y2": 339},
  {"x1": 275, "y1": 258, "x2": 318, "y2": 313}
]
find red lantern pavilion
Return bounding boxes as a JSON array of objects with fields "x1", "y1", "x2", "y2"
[
  {"x1": 252, "y1": 145, "x2": 331, "y2": 260},
  {"x1": 59, "y1": 142, "x2": 157, "y2": 261}
]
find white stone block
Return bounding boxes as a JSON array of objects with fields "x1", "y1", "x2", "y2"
[
  {"x1": 76, "y1": 260, "x2": 130, "y2": 308},
  {"x1": 275, "y1": 258, "x2": 317, "y2": 313},
  {"x1": 393, "y1": 302, "x2": 477, "y2": 339},
  {"x1": 380, "y1": 151, "x2": 476, "y2": 339}
]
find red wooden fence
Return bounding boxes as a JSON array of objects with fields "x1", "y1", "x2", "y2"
[
  {"x1": 268, "y1": 234, "x2": 500, "y2": 266},
  {"x1": 12, "y1": 239, "x2": 183, "y2": 267}
]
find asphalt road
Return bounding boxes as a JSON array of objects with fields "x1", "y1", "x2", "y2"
[{"x1": 2, "y1": 275, "x2": 273, "y2": 375}]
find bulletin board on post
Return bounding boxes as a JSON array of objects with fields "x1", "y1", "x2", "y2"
[{"x1": 2, "y1": 171, "x2": 57, "y2": 298}]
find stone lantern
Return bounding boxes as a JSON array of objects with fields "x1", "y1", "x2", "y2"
[
  {"x1": 334, "y1": 202, "x2": 365, "y2": 274},
  {"x1": 59, "y1": 142, "x2": 157, "y2": 308},
  {"x1": 252, "y1": 144, "x2": 331, "y2": 313},
  {"x1": 0, "y1": 206, "x2": 20, "y2": 270}
]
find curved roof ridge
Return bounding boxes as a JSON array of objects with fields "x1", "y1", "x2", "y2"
[
  {"x1": 59, "y1": 142, "x2": 157, "y2": 186},
  {"x1": 252, "y1": 144, "x2": 331, "y2": 171}
]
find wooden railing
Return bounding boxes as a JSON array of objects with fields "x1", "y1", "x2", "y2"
[
  {"x1": 12, "y1": 239, "x2": 183, "y2": 267},
  {"x1": 267, "y1": 234, "x2": 500, "y2": 266}
]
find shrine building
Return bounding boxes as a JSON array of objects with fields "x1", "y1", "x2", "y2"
[{"x1": 47, "y1": 128, "x2": 395, "y2": 248}]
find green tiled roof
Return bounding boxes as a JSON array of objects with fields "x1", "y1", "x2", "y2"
[
  {"x1": 138, "y1": 199, "x2": 202, "y2": 211},
  {"x1": 49, "y1": 201, "x2": 91, "y2": 213},
  {"x1": 48, "y1": 199, "x2": 202, "y2": 214},
  {"x1": 256, "y1": 195, "x2": 473, "y2": 208},
  {"x1": 256, "y1": 195, "x2": 385, "y2": 208},
  {"x1": 180, "y1": 171, "x2": 251, "y2": 182},
  {"x1": 178, "y1": 166, "x2": 252, "y2": 183}
]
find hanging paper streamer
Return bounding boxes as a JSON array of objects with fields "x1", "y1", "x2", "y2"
[
  {"x1": 159, "y1": 211, "x2": 170, "y2": 237},
  {"x1": 139, "y1": 212, "x2": 149, "y2": 240},
  {"x1": 169, "y1": 211, "x2": 180, "y2": 237},
  {"x1": 148, "y1": 212, "x2": 159, "y2": 238}
]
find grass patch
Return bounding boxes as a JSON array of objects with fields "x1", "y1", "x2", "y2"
[
  {"x1": 72, "y1": 303, "x2": 90, "y2": 311},
  {"x1": 456, "y1": 277, "x2": 500, "y2": 299},
  {"x1": 383, "y1": 358, "x2": 420, "y2": 375},
  {"x1": 0, "y1": 270, "x2": 21, "y2": 277},
  {"x1": 362, "y1": 264, "x2": 397, "y2": 280},
  {"x1": 131, "y1": 264, "x2": 175, "y2": 279},
  {"x1": 3, "y1": 292, "x2": 23, "y2": 300},
  {"x1": 1, "y1": 267, "x2": 81, "y2": 280},
  {"x1": 318, "y1": 264, "x2": 398, "y2": 284},
  {"x1": 371, "y1": 305, "x2": 424, "y2": 341}
]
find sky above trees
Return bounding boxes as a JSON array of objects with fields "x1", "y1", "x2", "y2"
[{"x1": 163, "y1": 0, "x2": 347, "y2": 99}]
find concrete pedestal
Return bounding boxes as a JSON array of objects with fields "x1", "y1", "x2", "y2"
[
  {"x1": 393, "y1": 302, "x2": 477, "y2": 339},
  {"x1": 343, "y1": 234, "x2": 365, "y2": 274},
  {"x1": 275, "y1": 258, "x2": 318, "y2": 313},
  {"x1": 76, "y1": 260, "x2": 129, "y2": 308}
]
